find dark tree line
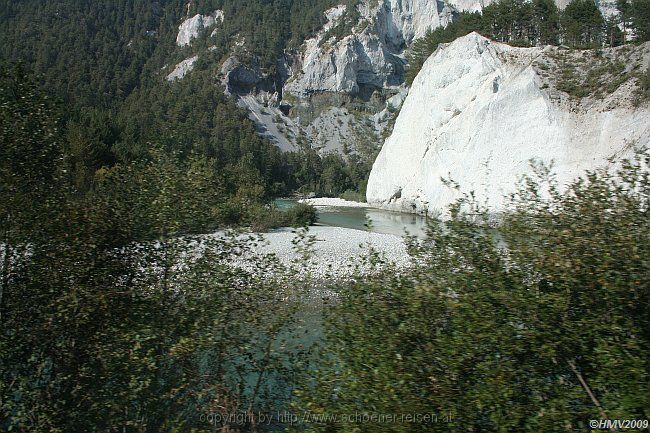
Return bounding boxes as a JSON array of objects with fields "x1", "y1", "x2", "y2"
[{"x1": 407, "y1": 0, "x2": 650, "y2": 84}]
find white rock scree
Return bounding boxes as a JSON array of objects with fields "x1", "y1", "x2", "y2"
[
  {"x1": 299, "y1": 198, "x2": 370, "y2": 208},
  {"x1": 190, "y1": 227, "x2": 410, "y2": 281},
  {"x1": 367, "y1": 32, "x2": 650, "y2": 215}
]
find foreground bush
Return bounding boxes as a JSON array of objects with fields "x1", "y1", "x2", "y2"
[
  {"x1": 283, "y1": 203, "x2": 318, "y2": 228},
  {"x1": 0, "y1": 67, "x2": 309, "y2": 433},
  {"x1": 294, "y1": 152, "x2": 649, "y2": 432},
  {"x1": 249, "y1": 202, "x2": 318, "y2": 232}
]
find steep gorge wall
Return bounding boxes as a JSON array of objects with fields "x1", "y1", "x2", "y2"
[
  {"x1": 166, "y1": 0, "x2": 627, "y2": 156},
  {"x1": 366, "y1": 33, "x2": 650, "y2": 214},
  {"x1": 285, "y1": 0, "x2": 457, "y2": 97}
]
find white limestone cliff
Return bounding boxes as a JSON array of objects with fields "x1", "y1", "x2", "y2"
[
  {"x1": 176, "y1": 10, "x2": 224, "y2": 47},
  {"x1": 374, "y1": 0, "x2": 456, "y2": 46},
  {"x1": 285, "y1": 1, "x2": 455, "y2": 97},
  {"x1": 285, "y1": 0, "x2": 618, "y2": 97},
  {"x1": 366, "y1": 33, "x2": 650, "y2": 214},
  {"x1": 189, "y1": 0, "x2": 624, "y2": 157},
  {"x1": 166, "y1": 55, "x2": 199, "y2": 81}
]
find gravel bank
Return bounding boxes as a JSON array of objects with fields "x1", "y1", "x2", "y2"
[
  {"x1": 298, "y1": 198, "x2": 370, "y2": 208},
  {"x1": 207, "y1": 226, "x2": 411, "y2": 281}
]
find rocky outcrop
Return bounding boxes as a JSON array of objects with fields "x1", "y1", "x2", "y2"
[
  {"x1": 220, "y1": 57, "x2": 264, "y2": 93},
  {"x1": 218, "y1": 56, "x2": 301, "y2": 150},
  {"x1": 285, "y1": 1, "x2": 454, "y2": 97},
  {"x1": 167, "y1": 0, "x2": 623, "y2": 159},
  {"x1": 167, "y1": 0, "x2": 624, "y2": 159},
  {"x1": 166, "y1": 56, "x2": 199, "y2": 81},
  {"x1": 367, "y1": 33, "x2": 649, "y2": 214},
  {"x1": 285, "y1": 0, "x2": 618, "y2": 98},
  {"x1": 371, "y1": 0, "x2": 456, "y2": 48},
  {"x1": 176, "y1": 10, "x2": 224, "y2": 47},
  {"x1": 277, "y1": 1, "x2": 456, "y2": 154},
  {"x1": 285, "y1": 34, "x2": 403, "y2": 96}
]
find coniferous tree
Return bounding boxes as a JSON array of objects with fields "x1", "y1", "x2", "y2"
[
  {"x1": 533, "y1": 0, "x2": 561, "y2": 45},
  {"x1": 561, "y1": 0, "x2": 605, "y2": 47},
  {"x1": 617, "y1": 0, "x2": 632, "y2": 43},
  {"x1": 629, "y1": 0, "x2": 650, "y2": 41},
  {"x1": 605, "y1": 16, "x2": 626, "y2": 46}
]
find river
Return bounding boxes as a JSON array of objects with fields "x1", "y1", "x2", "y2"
[{"x1": 274, "y1": 199, "x2": 430, "y2": 238}]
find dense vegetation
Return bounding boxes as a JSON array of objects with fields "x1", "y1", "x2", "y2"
[
  {"x1": 407, "y1": 0, "x2": 650, "y2": 84},
  {"x1": 0, "y1": 0, "x2": 338, "y2": 105},
  {"x1": 284, "y1": 145, "x2": 379, "y2": 201},
  {"x1": 2, "y1": 1, "x2": 649, "y2": 431},
  {"x1": 0, "y1": 0, "x2": 352, "y2": 206},
  {"x1": 294, "y1": 152, "x2": 650, "y2": 432},
  {"x1": 4, "y1": 73, "x2": 646, "y2": 430},
  {"x1": 1, "y1": 65, "x2": 315, "y2": 431}
]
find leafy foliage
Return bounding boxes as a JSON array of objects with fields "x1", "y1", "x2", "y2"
[
  {"x1": 0, "y1": 65, "x2": 312, "y2": 432},
  {"x1": 293, "y1": 151, "x2": 650, "y2": 432}
]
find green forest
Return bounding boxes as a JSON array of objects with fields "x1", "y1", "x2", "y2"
[
  {"x1": 2, "y1": 0, "x2": 646, "y2": 202},
  {"x1": 0, "y1": 0, "x2": 359, "y2": 206},
  {"x1": 1, "y1": 0, "x2": 649, "y2": 431}
]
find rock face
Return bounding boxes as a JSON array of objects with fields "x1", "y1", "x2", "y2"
[
  {"x1": 277, "y1": 0, "x2": 460, "y2": 154},
  {"x1": 596, "y1": 0, "x2": 621, "y2": 18},
  {"x1": 166, "y1": 56, "x2": 199, "y2": 81},
  {"x1": 285, "y1": 0, "x2": 620, "y2": 98},
  {"x1": 220, "y1": 57, "x2": 264, "y2": 93},
  {"x1": 166, "y1": 0, "x2": 622, "y2": 157},
  {"x1": 285, "y1": 1, "x2": 455, "y2": 97},
  {"x1": 176, "y1": 10, "x2": 224, "y2": 47},
  {"x1": 373, "y1": 0, "x2": 457, "y2": 46},
  {"x1": 367, "y1": 33, "x2": 650, "y2": 214}
]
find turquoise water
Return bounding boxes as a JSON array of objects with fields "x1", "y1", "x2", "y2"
[
  {"x1": 275, "y1": 199, "x2": 430, "y2": 238},
  {"x1": 249, "y1": 200, "x2": 429, "y2": 429}
]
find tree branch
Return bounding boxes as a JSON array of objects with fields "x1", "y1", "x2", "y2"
[{"x1": 567, "y1": 359, "x2": 610, "y2": 424}]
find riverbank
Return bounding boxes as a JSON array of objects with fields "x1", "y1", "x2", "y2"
[
  {"x1": 298, "y1": 197, "x2": 369, "y2": 208},
  {"x1": 201, "y1": 226, "x2": 411, "y2": 282},
  {"x1": 256, "y1": 226, "x2": 409, "y2": 278}
]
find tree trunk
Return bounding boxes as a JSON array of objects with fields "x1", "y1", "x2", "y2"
[
  {"x1": 567, "y1": 359, "x2": 612, "y2": 429},
  {"x1": 0, "y1": 231, "x2": 10, "y2": 325}
]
